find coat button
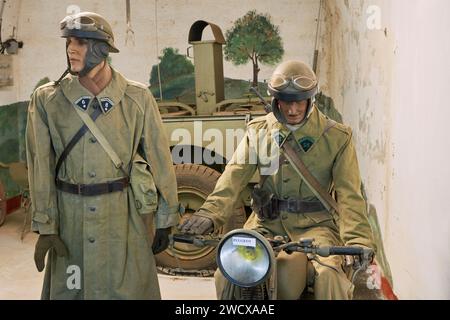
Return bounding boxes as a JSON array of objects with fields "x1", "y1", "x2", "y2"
[
  {"x1": 89, "y1": 137, "x2": 97, "y2": 143},
  {"x1": 89, "y1": 206, "x2": 96, "y2": 212},
  {"x1": 283, "y1": 195, "x2": 289, "y2": 200},
  {"x1": 283, "y1": 159, "x2": 289, "y2": 164},
  {"x1": 283, "y1": 178, "x2": 290, "y2": 183},
  {"x1": 89, "y1": 171, "x2": 96, "y2": 178},
  {"x1": 88, "y1": 237, "x2": 95, "y2": 243}
]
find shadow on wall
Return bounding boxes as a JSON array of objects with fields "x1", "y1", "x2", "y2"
[{"x1": 361, "y1": 184, "x2": 395, "y2": 297}]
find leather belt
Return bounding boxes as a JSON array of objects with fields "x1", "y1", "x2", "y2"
[
  {"x1": 277, "y1": 198, "x2": 325, "y2": 213},
  {"x1": 55, "y1": 177, "x2": 129, "y2": 196}
]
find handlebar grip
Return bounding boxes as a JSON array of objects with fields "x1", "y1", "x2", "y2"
[
  {"x1": 328, "y1": 246, "x2": 364, "y2": 255},
  {"x1": 172, "y1": 234, "x2": 195, "y2": 244}
]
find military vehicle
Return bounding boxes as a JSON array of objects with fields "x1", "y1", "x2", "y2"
[{"x1": 154, "y1": 21, "x2": 270, "y2": 274}]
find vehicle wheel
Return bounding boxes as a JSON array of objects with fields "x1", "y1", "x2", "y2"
[
  {"x1": 0, "y1": 180, "x2": 6, "y2": 227},
  {"x1": 155, "y1": 164, "x2": 246, "y2": 272}
]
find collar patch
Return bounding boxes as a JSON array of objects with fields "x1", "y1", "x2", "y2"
[
  {"x1": 299, "y1": 136, "x2": 315, "y2": 152},
  {"x1": 75, "y1": 96, "x2": 91, "y2": 111},
  {"x1": 99, "y1": 97, "x2": 114, "y2": 113},
  {"x1": 273, "y1": 131, "x2": 287, "y2": 147}
]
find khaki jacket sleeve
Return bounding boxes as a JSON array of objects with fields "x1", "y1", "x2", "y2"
[
  {"x1": 142, "y1": 92, "x2": 179, "y2": 229},
  {"x1": 332, "y1": 129, "x2": 376, "y2": 251},
  {"x1": 198, "y1": 132, "x2": 257, "y2": 229},
  {"x1": 26, "y1": 90, "x2": 59, "y2": 235}
]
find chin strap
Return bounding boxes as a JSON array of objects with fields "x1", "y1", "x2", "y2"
[
  {"x1": 54, "y1": 68, "x2": 70, "y2": 86},
  {"x1": 272, "y1": 99, "x2": 288, "y2": 124},
  {"x1": 78, "y1": 40, "x2": 109, "y2": 77}
]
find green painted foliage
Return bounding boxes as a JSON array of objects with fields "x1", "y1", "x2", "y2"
[
  {"x1": 149, "y1": 47, "x2": 194, "y2": 87},
  {"x1": 224, "y1": 10, "x2": 284, "y2": 66},
  {"x1": 33, "y1": 77, "x2": 51, "y2": 92},
  {"x1": 149, "y1": 74, "x2": 269, "y2": 105},
  {"x1": 150, "y1": 73, "x2": 195, "y2": 103},
  {"x1": 0, "y1": 101, "x2": 28, "y2": 197}
]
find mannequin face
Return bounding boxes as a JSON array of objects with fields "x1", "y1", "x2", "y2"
[
  {"x1": 278, "y1": 100, "x2": 308, "y2": 124},
  {"x1": 66, "y1": 37, "x2": 88, "y2": 73}
]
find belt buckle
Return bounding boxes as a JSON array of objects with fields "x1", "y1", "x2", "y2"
[
  {"x1": 77, "y1": 184, "x2": 85, "y2": 195},
  {"x1": 287, "y1": 198, "x2": 297, "y2": 212}
]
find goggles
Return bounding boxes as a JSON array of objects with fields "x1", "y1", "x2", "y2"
[
  {"x1": 60, "y1": 15, "x2": 110, "y2": 41},
  {"x1": 269, "y1": 74, "x2": 317, "y2": 91}
]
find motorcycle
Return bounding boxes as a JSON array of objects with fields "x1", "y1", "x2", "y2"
[{"x1": 170, "y1": 228, "x2": 374, "y2": 300}]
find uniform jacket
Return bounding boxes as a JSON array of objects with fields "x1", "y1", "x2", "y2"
[
  {"x1": 26, "y1": 68, "x2": 179, "y2": 299},
  {"x1": 198, "y1": 105, "x2": 375, "y2": 250}
]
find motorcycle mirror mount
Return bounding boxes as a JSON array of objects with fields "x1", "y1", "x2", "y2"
[{"x1": 216, "y1": 229, "x2": 275, "y2": 288}]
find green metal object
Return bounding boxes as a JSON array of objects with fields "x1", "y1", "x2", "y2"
[{"x1": 0, "y1": 101, "x2": 28, "y2": 200}]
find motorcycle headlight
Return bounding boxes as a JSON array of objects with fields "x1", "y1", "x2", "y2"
[{"x1": 216, "y1": 229, "x2": 275, "y2": 287}]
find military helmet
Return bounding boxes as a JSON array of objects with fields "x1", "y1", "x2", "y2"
[
  {"x1": 268, "y1": 60, "x2": 317, "y2": 102},
  {"x1": 60, "y1": 12, "x2": 119, "y2": 53}
]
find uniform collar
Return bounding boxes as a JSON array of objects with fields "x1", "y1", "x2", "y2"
[
  {"x1": 60, "y1": 67, "x2": 127, "y2": 114},
  {"x1": 267, "y1": 105, "x2": 327, "y2": 150}
]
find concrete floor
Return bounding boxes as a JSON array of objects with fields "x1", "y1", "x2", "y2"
[{"x1": 0, "y1": 209, "x2": 216, "y2": 300}]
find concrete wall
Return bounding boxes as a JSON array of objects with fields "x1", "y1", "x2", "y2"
[
  {"x1": 318, "y1": 0, "x2": 450, "y2": 299},
  {"x1": 0, "y1": 0, "x2": 321, "y2": 105}
]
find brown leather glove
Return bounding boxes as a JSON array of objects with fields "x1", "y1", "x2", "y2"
[
  {"x1": 178, "y1": 214, "x2": 214, "y2": 235},
  {"x1": 34, "y1": 234, "x2": 69, "y2": 272},
  {"x1": 152, "y1": 227, "x2": 171, "y2": 255}
]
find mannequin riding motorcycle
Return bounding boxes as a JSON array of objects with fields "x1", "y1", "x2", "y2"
[{"x1": 179, "y1": 60, "x2": 377, "y2": 300}]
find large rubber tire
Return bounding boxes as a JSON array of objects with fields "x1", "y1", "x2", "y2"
[
  {"x1": 155, "y1": 164, "x2": 246, "y2": 271},
  {"x1": 0, "y1": 180, "x2": 6, "y2": 227}
]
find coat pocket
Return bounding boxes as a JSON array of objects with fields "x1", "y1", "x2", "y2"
[{"x1": 130, "y1": 154, "x2": 158, "y2": 215}]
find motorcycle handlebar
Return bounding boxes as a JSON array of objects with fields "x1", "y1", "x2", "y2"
[
  {"x1": 171, "y1": 234, "x2": 372, "y2": 258},
  {"x1": 327, "y1": 246, "x2": 364, "y2": 256}
]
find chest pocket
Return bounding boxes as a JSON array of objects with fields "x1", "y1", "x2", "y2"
[{"x1": 130, "y1": 154, "x2": 158, "y2": 215}]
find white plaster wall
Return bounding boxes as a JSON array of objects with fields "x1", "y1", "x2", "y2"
[
  {"x1": 319, "y1": 0, "x2": 450, "y2": 299},
  {"x1": 0, "y1": 0, "x2": 321, "y2": 105}
]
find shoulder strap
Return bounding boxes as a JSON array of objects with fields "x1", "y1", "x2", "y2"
[
  {"x1": 73, "y1": 103, "x2": 128, "y2": 177},
  {"x1": 281, "y1": 135, "x2": 340, "y2": 214},
  {"x1": 55, "y1": 104, "x2": 102, "y2": 179}
]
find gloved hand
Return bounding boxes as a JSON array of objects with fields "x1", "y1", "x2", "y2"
[
  {"x1": 34, "y1": 234, "x2": 69, "y2": 272},
  {"x1": 178, "y1": 214, "x2": 214, "y2": 235},
  {"x1": 152, "y1": 227, "x2": 171, "y2": 255}
]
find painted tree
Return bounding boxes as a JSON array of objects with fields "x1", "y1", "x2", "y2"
[{"x1": 224, "y1": 10, "x2": 284, "y2": 87}]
